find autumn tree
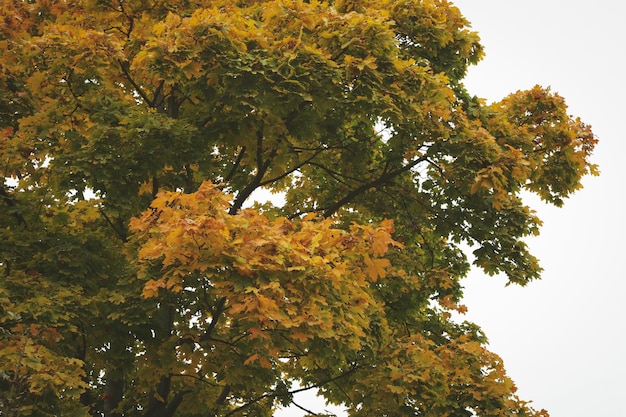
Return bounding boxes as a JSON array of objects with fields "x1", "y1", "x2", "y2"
[{"x1": 0, "y1": 1, "x2": 596, "y2": 416}]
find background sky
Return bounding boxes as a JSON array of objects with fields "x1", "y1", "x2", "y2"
[
  {"x1": 279, "y1": 1, "x2": 625, "y2": 415},
  {"x1": 452, "y1": 1, "x2": 624, "y2": 416}
]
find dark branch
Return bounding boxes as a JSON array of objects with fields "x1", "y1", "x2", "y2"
[
  {"x1": 162, "y1": 390, "x2": 192, "y2": 417},
  {"x1": 170, "y1": 373, "x2": 218, "y2": 386},
  {"x1": 152, "y1": 176, "x2": 159, "y2": 198},
  {"x1": 153, "y1": 80, "x2": 166, "y2": 111},
  {"x1": 215, "y1": 384, "x2": 230, "y2": 405},
  {"x1": 98, "y1": 208, "x2": 128, "y2": 242},
  {"x1": 307, "y1": 161, "x2": 364, "y2": 185},
  {"x1": 200, "y1": 297, "x2": 227, "y2": 342},
  {"x1": 258, "y1": 148, "x2": 325, "y2": 187},
  {"x1": 118, "y1": 60, "x2": 154, "y2": 107},
  {"x1": 229, "y1": 130, "x2": 277, "y2": 215},
  {"x1": 224, "y1": 147, "x2": 247, "y2": 184},
  {"x1": 143, "y1": 379, "x2": 191, "y2": 417},
  {"x1": 222, "y1": 366, "x2": 359, "y2": 417},
  {"x1": 0, "y1": 185, "x2": 27, "y2": 227},
  {"x1": 321, "y1": 156, "x2": 428, "y2": 217},
  {"x1": 291, "y1": 400, "x2": 322, "y2": 416}
]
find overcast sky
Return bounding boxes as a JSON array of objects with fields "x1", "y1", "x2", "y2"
[
  {"x1": 279, "y1": 2, "x2": 626, "y2": 416},
  {"x1": 449, "y1": 2, "x2": 625, "y2": 416}
]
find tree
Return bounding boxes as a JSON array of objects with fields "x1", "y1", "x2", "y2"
[{"x1": 0, "y1": 1, "x2": 597, "y2": 416}]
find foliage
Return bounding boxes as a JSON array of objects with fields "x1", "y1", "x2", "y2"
[{"x1": 0, "y1": 0, "x2": 596, "y2": 416}]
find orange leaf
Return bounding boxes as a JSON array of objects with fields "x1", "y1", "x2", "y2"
[
  {"x1": 244, "y1": 353, "x2": 260, "y2": 365},
  {"x1": 243, "y1": 353, "x2": 272, "y2": 369},
  {"x1": 142, "y1": 279, "x2": 164, "y2": 298},
  {"x1": 291, "y1": 332, "x2": 312, "y2": 342},
  {"x1": 248, "y1": 327, "x2": 269, "y2": 340},
  {"x1": 259, "y1": 356, "x2": 272, "y2": 369}
]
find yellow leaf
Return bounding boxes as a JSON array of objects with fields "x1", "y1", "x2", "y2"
[
  {"x1": 387, "y1": 384, "x2": 405, "y2": 394},
  {"x1": 165, "y1": 228, "x2": 183, "y2": 246},
  {"x1": 389, "y1": 369, "x2": 404, "y2": 381},
  {"x1": 364, "y1": 254, "x2": 390, "y2": 282},
  {"x1": 371, "y1": 232, "x2": 392, "y2": 257},
  {"x1": 302, "y1": 212, "x2": 317, "y2": 221}
]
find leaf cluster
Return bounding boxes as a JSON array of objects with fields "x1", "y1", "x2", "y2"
[{"x1": 0, "y1": 0, "x2": 596, "y2": 416}]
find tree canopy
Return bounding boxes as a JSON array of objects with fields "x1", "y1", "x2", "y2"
[{"x1": 0, "y1": 1, "x2": 597, "y2": 416}]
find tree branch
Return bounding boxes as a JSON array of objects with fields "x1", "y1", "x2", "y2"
[
  {"x1": 307, "y1": 161, "x2": 364, "y2": 185},
  {"x1": 222, "y1": 366, "x2": 359, "y2": 417},
  {"x1": 98, "y1": 208, "x2": 128, "y2": 242},
  {"x1": 215, "y1": 384, "x2": 230, "y2": 405},
  {"x1": 142, "y1": 376, "x2": 194, "y2": 417},
  {"x1": 0, "y1": 185, "x2": 27, "y2": 227},
  {"x1": 223, "y1": 147, "x2": 247, "y2": 184},
  {"x1": 118, "y1": 60, "x2": 154, "y2": 107},
  {"x1": 199, "y1": 297, "x2": 227, "y2": 342},
  {"x1": 162, "y1": 389, "x2": 192, "y2": 417},
  {"x1": 291, "y1": 400, "x2": 323, "y2": 416},
  {"x1": 229, "y1": 130, "x2": 277, "y2": 215},
  {"x1": 258, "y1": 147, "x2": 325, "y2": 187},
  {"x1": 170, "y1": 373, "x2": 217, "y2": 386},
  {"x1": 322, "y1": 156, "x2": 428, "y2": 217}
]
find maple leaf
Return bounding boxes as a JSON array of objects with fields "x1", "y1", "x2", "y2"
[
  {"x1": 142, "y1": 279, "x2": 165, "y2": 298},
  {"x1": 364, "y1": 254, "x2": 391, "y2": 282}
]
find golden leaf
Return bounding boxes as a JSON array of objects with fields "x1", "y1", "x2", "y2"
[{"x1": 364, "y1": 255, "x2": 390, "y2": 282}]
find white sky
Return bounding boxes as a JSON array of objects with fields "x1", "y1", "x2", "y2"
[
  {"x1": 449, "y1": 2, "x2": 625, "y2": 416},
  {"x1": 279, "y1": 1, "x2": 626, "y2": 415}
]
